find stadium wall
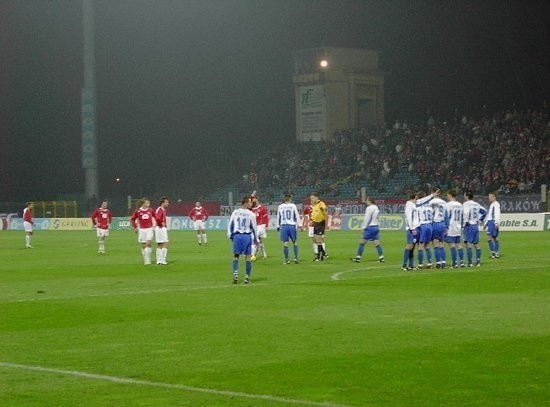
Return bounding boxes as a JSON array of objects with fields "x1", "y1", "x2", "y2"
[{"x1": 3, "y1": 213, "x2": 549, "y2": 232}]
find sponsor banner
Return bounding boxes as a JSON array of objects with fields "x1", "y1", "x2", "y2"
[
  {"x1": 343, "y1": 214, "x2": 405, "y2": 231},
  {"x1": 499, "y1": 213, "x2": 544, "y2": 231},
  {"x1": 8, "y1": 218, "x2": 52, "y2": 231},
  {"x1": 477, "y1": 194, "x2": 542, "y2": 213},
  {"x1": 545, "y1": 214, "x2": 550, "y2": 231},
  {"x1": 50, "y1": 218, "x2": 93, "y2": 230},
  {"x1": 298, "y1": 84, "x2": 326, "y2": 141},
  {"x1": 112, "y1": 217, "x2": 132, "y2": 230},
  {"x1": 169, "y1": 216, "x2": 229, "y2": 231}
]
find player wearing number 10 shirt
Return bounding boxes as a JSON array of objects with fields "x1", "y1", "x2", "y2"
[{"x1": 276, "y1": 194, "x2": 301, "y2": 264}]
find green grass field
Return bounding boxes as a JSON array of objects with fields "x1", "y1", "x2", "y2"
[{"x1": 1, "y1": 229, "x2": 549, "y2": 406}]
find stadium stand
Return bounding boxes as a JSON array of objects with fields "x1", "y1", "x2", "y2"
[{"x1": 206, "y1": 109, "x2": 549, "y2": 204}]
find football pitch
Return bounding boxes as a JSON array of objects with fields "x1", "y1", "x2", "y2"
[{"x1": 1, "y1": 230, "x2": 549, "y2": 406}]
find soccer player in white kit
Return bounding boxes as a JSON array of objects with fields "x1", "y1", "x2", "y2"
[
  {"x1": 228, "y1": 196, "x2": 258, "y2": 284},
  {"x1": 276, "y1": 194, "x2": 301, "y2": 264},
  {"x1": 444, "y1": 189, "x2": 465, "y2": 268},
  {"x1": 430, "y1": 188, "x2": 448, "y2": 268},
  {"x1": 462, "y1": 191, "x2": 487, "y2": 267},
  {"x1": 352, "y1": 197, "x2": 384, "y2": 263},
  {"x1": 484, "y1": 192, "x2": 501, "y2": 259}
]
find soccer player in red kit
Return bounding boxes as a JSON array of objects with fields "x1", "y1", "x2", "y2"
[
  {"x1": 23, "y1": 201, "x2": 34, "y2": 248},
  {"x1": 251, "y1": 195, "x2": 269, "y2": 259},
  {"x1": 130, "y1": 197, "x2": 156, "y2": 265},
  {"x1": 188, "y1": 201, "x2": 209, "y2": 245},
  {"x1": 91, "y1": 200, "x2": 113, "y2": 254},
  {"x1": 155, "y1": 197, "x2": 169, "y2": 265}
]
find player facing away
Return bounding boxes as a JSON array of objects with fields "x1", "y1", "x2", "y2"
[
  {"x1": 227, "y1": 196, "x2": 258, "y2": 284},
  {"x1": 416, "y1": 191, "x2": 434, "y2": 269},
  {"x1": 484, "y1": 192, "x2": 501, "y2": 259},
  {"x1": 310, "y1": 192, "x2": 328, "y2": 261},
  {"x1": 155, "y1": 197, "x2": 169, "y2": 265},
  {"x1": 251, "y1": 195, "x2": 269, "y2": 260},
  {"x1": 91, "y1": 200, "x2": 113, "y2": 254},
  {"x1": 462, "y1": 191, "x2": 487, "y2": 267},
  {"x1": 130, "y1": 197, "x2": 156, "y2": 265},
  {"x1": 402, "y1": 190, "x2": 438, "y2": 270},
  {"x1": 23, "y1": 201, "x2": 34, "y2": 248},
  {"x1": 276, "y1": 194, "x2": 301, "y2": 264},
  {"x1": 352, "y1": 196, "x2": 384, "y2": 263},
  {"x1": 444, "y1": 189, "x2": 465, "y2": 268},
  {"x1": 430, "y1": 188, "x2": 448, "y2": 268}
]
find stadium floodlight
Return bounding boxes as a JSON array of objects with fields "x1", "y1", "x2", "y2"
[{"x1": 320, "y1": 60, "x2": 328, "y2": 68}]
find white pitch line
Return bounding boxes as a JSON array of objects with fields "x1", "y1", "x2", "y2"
[
  {"x1": 4, "y1": 264, "x2": 549, "y2": 304},
  {"x1": 330, "y1": 263, "x2": 550, "y2": 281},
  {"x1": 0, "y1": 362, "x2": 351, "y2": 407}
]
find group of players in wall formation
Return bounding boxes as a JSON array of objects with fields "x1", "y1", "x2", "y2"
[{"x1": 21, "y1": 187, "x2": 501, "y2": 284}]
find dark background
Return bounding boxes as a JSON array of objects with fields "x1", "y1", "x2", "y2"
[{"x1": 1, "y1": 0, "x2": 549, "y2": 202}]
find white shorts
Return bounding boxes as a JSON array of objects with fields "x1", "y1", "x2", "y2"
[
  {"x1": 155, "y1": 226, "x2": 169, "y2": 243},
  {"x1": 193, "y1": 220, "x2": 206, "y2": 231},
  {"x1": 138, "y1": 227, "x2": 154, "y2": 243},
  {"x1": 308, "y1": 226, "x2": 314, "y2": 238},
  {"x1": 257, "y1": 224, "x2": 267, "y2": 239},
  {"x1": 24, "y1": 221, "x2": 33, "y2": 233},
  {"x1": 96, "y1": 227, "x2": 109, "y2": 238}
]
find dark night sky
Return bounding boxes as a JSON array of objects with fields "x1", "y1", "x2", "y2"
[{"x1": 1, "y1": 0, "x2": 549, "y2": 202}]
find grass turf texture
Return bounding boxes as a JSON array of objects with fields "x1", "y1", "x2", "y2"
[{"x1": 1, "y1": 230, "x2": 549, "y2": 406}]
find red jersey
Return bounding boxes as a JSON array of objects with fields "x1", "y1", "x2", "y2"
[
  {"x1": 155, "y1": 206, "x2": 167, "y2": 228},
  {"x1": 303, "y1": 205, "x2": 314, "y2": 227},
  {"x1": 23, "y1": 207, "x2": 33, "y2": 223},
  {"x1": 252, "y1": 204, "x2": 269, "y2": 227},
  {"x1": 131, "y1": 207, "x2": 155, "y2": 229},
  {"x1": 91, "y1": 208, "x2": 112, "y2": 230},
  {"x1": 188, "y1": 206, "x2": 209, "y2": 221}
]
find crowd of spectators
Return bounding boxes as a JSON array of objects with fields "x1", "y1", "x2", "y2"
[{"x1": 242, "y1": 108, "x2": 549, "y2": 201}]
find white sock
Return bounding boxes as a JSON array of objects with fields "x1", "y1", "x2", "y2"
[
  {"x1": 313, "y1": 243, "x2": 318, "y2": 254},
  {"x1": 156, "y1": 248, "x2": 162, "y2": 263},
  {"x1": 26, "y1": 236, "x2": 31, "y2": 246},
  {"x1": 162, "y1": 248, "x2": 168, "y2": 263},
  {"x1": 144, "y1": 247, "x2": 152, "y2": 263},
  {"x1": 203, "y1": 234, "x2": 207, "y2": 244},
  {"x1": 197, "y1": 234, "x2": 202, "y2": 244}
]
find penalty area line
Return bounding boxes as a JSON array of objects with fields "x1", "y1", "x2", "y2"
[{"x1": 0, "y1": 362, "x2": 351, "y2": 407}]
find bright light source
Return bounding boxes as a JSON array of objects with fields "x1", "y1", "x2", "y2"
[
  {"x1": 115, "y1": 177, "x2": 120, "y2": 182},
  {"x1": 320, "y1": 60, "x2": 328, "y2": 68}
]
